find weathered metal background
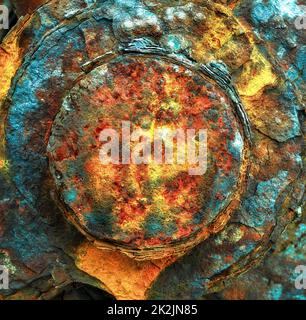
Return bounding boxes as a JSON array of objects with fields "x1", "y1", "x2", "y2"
[{"x1": 0, "y1": 0, "x2": 304, "y2": 300}]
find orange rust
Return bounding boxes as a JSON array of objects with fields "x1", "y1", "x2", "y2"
[{"x1": 75, "y1": 241, "x2": 176, "y2": 300}]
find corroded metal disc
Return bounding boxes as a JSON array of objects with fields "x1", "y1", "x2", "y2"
[{"x1": 48, "y1": 55, "x2": 245, "y2": 255}]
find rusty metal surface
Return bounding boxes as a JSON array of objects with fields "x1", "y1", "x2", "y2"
[{"x1": 0, "y1": 0, "x2": 304, "y2": 300}]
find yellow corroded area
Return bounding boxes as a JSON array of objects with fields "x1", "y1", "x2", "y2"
[
  {"x1": 0, "y1": 16, "x2": 32, "y2": 176},
  {"x1": 75, "y1": 241, "x2": 175, "y2": 300},
  {"x1": 193, "y1": 18, "x2": 235, "y2": 62},
  {"x1": 0, "y1": 159, "x2": 9, "y2": 172},
  {"x1": 191, "y1": 2, "x2": 245, "y2": 63},
  {"x1": 189, "y1": 1, "x2": 278, "y2": 99},
  {"x1": 189, "y1": 0, "x2": 280, "y2": 136},
  {"x1": 236, "y1": 47, "x2": 277, "y2": 97},
  {"x1": 0, "y1": 16, "x2": 31, "y2": 102}
]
